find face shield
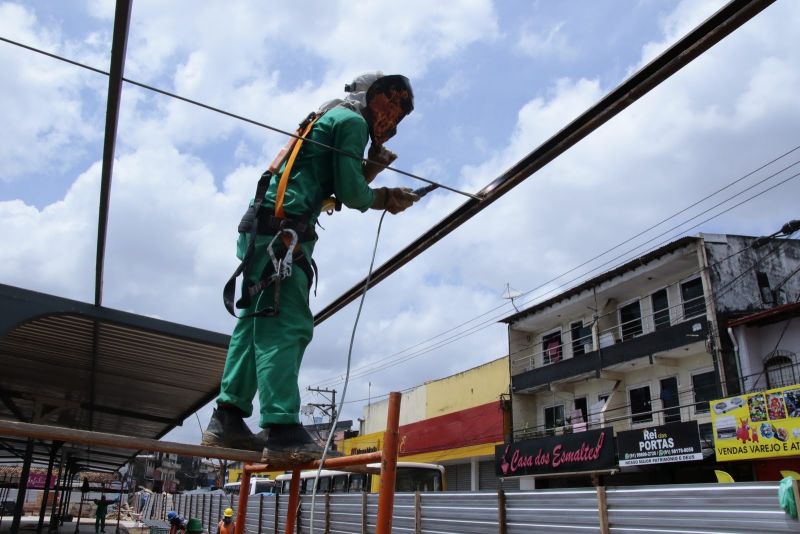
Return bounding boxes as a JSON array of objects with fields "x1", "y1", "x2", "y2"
[{"x1": 365, "y1": 74, "x2": 414, "y2": 145}]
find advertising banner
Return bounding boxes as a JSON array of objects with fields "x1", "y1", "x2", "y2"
[
  {"x1": 495, "y1": 428, "x2": 615, "y2": 477},
  {"x1": 617, "y1": 421, "x2": 703, "y2": 466},
  {"x1": 27, "y1": 472, "x2": 56, "y2": 489},
  {"x1": 710, "y1": 383, "x2": 800, "y2": 461}
]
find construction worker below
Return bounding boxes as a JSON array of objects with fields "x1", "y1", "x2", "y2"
[
  {"x1": 218, "y1": 507, "x2": 235, "y2": 534},
  {"x1": 202, "y1": 72, "x2": 419, "y2": 462}
]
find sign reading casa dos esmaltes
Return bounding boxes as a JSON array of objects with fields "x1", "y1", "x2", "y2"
[
  {"x1": 617, "y1": 421, "x2": 703, "y2": 466},
  {"x1": 495, "y1": 428, "x2": 615, "y2": 477}
]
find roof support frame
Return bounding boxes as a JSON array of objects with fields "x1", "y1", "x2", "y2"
[{"x1": 94, "y1": 0, "x2": 132, "y2": 307}]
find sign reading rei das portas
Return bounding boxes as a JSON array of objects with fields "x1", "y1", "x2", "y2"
[
  {"x1": 710, "y1": 382, "x2": 800, "y2": 461},
  {"x1": 495, "y1": 428, "x2": 615, "y2": 477},
  {"x1": 616, "y1": 421, "x2": 703, "y2": 467}
]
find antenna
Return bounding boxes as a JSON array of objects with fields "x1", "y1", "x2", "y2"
[{"x1": 501, "y1": 283, "x2": 522, "y2": 312}]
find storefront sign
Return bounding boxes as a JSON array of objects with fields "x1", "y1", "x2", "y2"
[
  {"x1": 617, "y1": 421, "x2": 703, "y2": 466},
  {"x1": 495, "y1": 428, "x2": 615, "y2": 477},
  {"x1": 710, "y1": 383, "x2": 800, "y2": 461},
  {"x1": 27, "y1": 472, "x2": 55, "y2": 489}
]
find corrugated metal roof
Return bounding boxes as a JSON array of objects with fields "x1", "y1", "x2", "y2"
[
  {"x1": 0, "y1": 283, "x2": 230, "y2": 472},
  {"x1": 727, "y1": 300, "x2": 800, "y2": 327}
]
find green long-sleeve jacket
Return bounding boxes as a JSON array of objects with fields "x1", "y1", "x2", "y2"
[{"x1": 263, "y1": 106, "x2": 375, "y2": 230}]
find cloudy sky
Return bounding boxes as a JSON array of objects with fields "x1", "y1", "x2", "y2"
[{"x1": 2, "y1": 0, "x2": 799, "y2": 444}]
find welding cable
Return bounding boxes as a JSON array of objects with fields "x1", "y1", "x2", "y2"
[
  {"x1": 308, "y1": 209, "x2": 388, "y2": 534},
  {"x1": 0, "y1": 36, "x2": 478, "y2": 201}
]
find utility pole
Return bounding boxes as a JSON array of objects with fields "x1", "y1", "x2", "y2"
[{"x1": 305, "y1": 387, "x2": 337, "y2": 424}]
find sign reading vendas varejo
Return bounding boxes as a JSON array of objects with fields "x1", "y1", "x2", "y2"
[
  {"x1": 616, "y1": 421, "x2": 703, "y2": 467},
  {"x1": 495, "y1": 428, "x2": 615, "y2": 477}
]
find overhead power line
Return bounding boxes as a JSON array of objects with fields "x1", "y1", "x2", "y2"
[
  {"x1": 0, "y1": 35, "x2": 478, "y2": 201},
  {"x1": 307, "y1": 150, "x2": 800, "y2": 390}
]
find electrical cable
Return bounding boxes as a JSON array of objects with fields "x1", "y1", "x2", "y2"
[
  {"x1": 0, "y1": 35, "x2": 479, "y2": 201},
  {"x1": 308, "y1": 164, "x2": 800, "y2": 391},
  {"x1": 309, "y1": 210, "x2": 388, "y2": 534},
  {"x1": 306, "y1": 153, "x2": 800, "y2": 390},
  {"x1": 336, "y1": 226, "x2": 799, "y2": 406}
]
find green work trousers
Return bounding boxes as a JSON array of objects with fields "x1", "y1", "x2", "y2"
[{"x1": 217, "y1": 233, "x2": 314, "y2": 427}]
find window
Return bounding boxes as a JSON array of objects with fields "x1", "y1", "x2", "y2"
[
  {"x1": 764, "y1": 351, "x2": 797, "y2": 388},
  {"x1": 619, "y1": 300, "x2": 643, "y2": 341},
  {"x1": 574, "y1": 397, "x2": 588, "y2": 423},
  {"x1": 542, "y1": 330, "x2": 562, "y2": 364},
  {"x1": 692, "y1": 370, "x2": 717, "y2": 414},
  {"x1": 756, "y1": 271, "x2": 773, "y2": 305},
  {"x1": 659, "y1": 376, "x2": 681, "y2": 423},
  {"x1": 651, "y1": 289, "x2": 670, "y2": 331},
  {"x1": 681, "y1": 278, "x2": 705, "y2": 320},
  {"x1": 571, "y1": 321, "x2": 591, "y2": 356},
  {"x1": 544, "y1": 404, "x2": 565, "y2": 431},
  {"x1": 629, "y1": 385, "x2": 652, "y2": 423},
  {"x1": 332, "y1": 475, "x2": 349, "y2": 493},
  {"x1": 348, "y1": 475, "x2": 366, "y2": 492}
]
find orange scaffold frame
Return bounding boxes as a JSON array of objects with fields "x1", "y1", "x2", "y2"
[
  {"x1": 237, "y1": 391, "x2": 401, "y2": 534},
  {"x1": 0, "y1": 391, "x2": 403, "y2": 534}
]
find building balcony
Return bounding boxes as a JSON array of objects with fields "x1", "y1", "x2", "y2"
[{"x1": 512, "y1": 316, "x2": 708, "y2": 393}]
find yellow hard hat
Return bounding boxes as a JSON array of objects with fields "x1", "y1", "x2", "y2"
[{"x1": 224, "y1": 507, "x2": 234, "y2": 518}]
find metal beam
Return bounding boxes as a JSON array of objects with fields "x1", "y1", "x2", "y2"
[
  {"x1": 1, "y1": 389, "x2": 176, "y2": 425},
  {"x1": 0, "y1": 419, "x2": 263, "y2": 463},
  {"x1": 313, "y1": 0, "x2": 775, "y2": 325},
  {"x1": 10, "y1": 438, "x2": 34, "y2": 533},
  {"x1": 94, "y1": 0, "x2": 133, "y2": 307},
  {"x1": 0, "y1": 384, "x2": 27, "y2": 422}
]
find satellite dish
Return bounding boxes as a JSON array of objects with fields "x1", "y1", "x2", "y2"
[{"x1": 501, "y1": 283, "x2": 522, "y2": 312}]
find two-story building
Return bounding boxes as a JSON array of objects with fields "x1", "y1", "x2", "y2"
[
  {"x1": 346, "y1": 357, "x2": 511, "y2": 491},
  {"x1": 725, "y1": 300, "x2": 800, "y2": 480},
  {"x1": 502, "y1": 233, "x2": 800, "y2": 487}
]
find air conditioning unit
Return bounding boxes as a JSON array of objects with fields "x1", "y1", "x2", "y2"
[{"x1": 599, "y1": 332, "x2": 615, "y2": 348}]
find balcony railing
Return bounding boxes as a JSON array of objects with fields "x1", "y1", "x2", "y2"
[
  {"x1": 735, "y1": 359, "x2": 800, "y2": 395},
  {"x1": 510, "y1": 294, "x2": 707, "y2": 377},
  {"x1": 511, "y1": 365, "x2": 800, "y2": 445},
  {"x1": 513, "y1": 381, "x2": 716, "y2": 444}
]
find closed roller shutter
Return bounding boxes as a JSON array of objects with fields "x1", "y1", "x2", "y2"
[
  {"x1": 444, "y1": 463, "x2": 471, "y2": 491},
  {"x1": 479, "y1": 460, "x2": 519, "y2": 491}
]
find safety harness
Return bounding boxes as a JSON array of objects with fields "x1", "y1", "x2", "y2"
[{"x1": 223, "y1": 111, "x2": 324, "y2": 318}]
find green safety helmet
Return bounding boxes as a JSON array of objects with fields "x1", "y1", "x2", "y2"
[{"x1": 185, "y1": 518, "x2": 203, "y2": 532}]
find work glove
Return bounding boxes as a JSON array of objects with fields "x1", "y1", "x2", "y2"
[
  {"x1": 363, "y1": 144, "x2": 397, "y2": 184},
  {"x1": 371, "y1": 187, "x2": 420, "y2": 214}
]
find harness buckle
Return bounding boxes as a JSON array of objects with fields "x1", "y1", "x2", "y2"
[{"x1": 267, "y1": 228, "x2": 299, "y2": 281}]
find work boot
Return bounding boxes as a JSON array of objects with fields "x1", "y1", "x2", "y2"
[
  {"x1": 201, "y1": 406, "x2": 266, "y2": 451},
  {"x1": 261, "y1": 423, "x2": 328, "y2": 463}
]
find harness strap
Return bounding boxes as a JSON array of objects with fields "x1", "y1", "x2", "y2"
[
  {"x1": 223, "y1": 110, "x2": 324, "y2": 319},
  {"x1": 274, "y1": 113, "x2": 322, "y2": 219},
  {"x1": 223, "y1": 240, "x2": 317, "y2": 319}
]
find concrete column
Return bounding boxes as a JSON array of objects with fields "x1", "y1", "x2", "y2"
[{"x1": 470, "y1": 458, "x2": 479, "y2": 492}]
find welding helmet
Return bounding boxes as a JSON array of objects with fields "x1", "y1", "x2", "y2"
[{"x1": 364, "y1": 74, "x2": 414, "y2": 145}]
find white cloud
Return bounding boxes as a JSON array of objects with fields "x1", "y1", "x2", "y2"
[
  {"x1": 516, "y1": 20, "x2": 576, "y2": 61},
  {"x1": 436, "y1": 71, "x2": 470, "y2": 100},
  {"x1": 0, "y1": 3, "x2": 103, "y2": 181}
]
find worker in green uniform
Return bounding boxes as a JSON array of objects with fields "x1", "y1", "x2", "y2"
[
  {"x1": 202, "y1": 73, "x2": 419, "y2": 460},
  {"x1": 93, "y1": 494, "x2": 112, "y2": 533}
]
